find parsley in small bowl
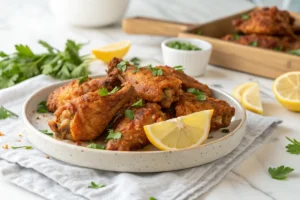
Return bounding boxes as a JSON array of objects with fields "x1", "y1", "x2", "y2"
[{"x1": 166, "y1": 41, "x2": 202, "y2": 51}]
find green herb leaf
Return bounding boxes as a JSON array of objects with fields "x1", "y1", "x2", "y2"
[
  {"x1": 150, "y1": 197, "x2": 157, "y2": 200},
  {"x1": 37, "y1": 101, "x2": 49, "y2": 113},
  {"x1": 0, "y1": 106, "x2": 18, "y2": 119},
  {"x1": 196, "y1": 30, "x2": 202, "y2": 35},
  {"x1": 286, "y1": 137, "x2": 300, "y2": 155},
  {"x1": 86, "y1": 143, "x2": 105, "y2": 150},
  {"x1": 125, "y1": 109, "x2": 134, "y2": 120},
  {"x1": 109, "y1": 86, "x2": 119, "y2": 94},
  {"x1": 268, "y1": 166, "x2": 294, "y2": 180},
  {"x1": 11, "y1": 146, "x2": 32, "y2": 150},
  {"x1": 250, "y1": 41, "x2": 258, "y2": 47},
  {"x1": 166, "y1": 41, "x2": 201, "y2": 51},
  {"x1": 287, "y1": 49, "x2": 300, "y2": 56},
  {"x1": 233, "y1": 34, "x2": 240, "y2": 40},
  {"x1": 241, "y1": 14, "x2": 250, "y2": 20},
  {"x1": 222, "y1": 129, "x2": 230, "y2": 133},
  {"x1": 148, "y1": 65, "x2": 163, "y2": 76},
  {"x1": 78, "y1": 75, "x2": 88, "y2": 85},
  {"x1": 40, "y1": 130, "x2": 53, "y2": 136},
  {"x1": 117, "y1": 60, "x2": 128, "y2": 72},
  {"x1": 130, "y1": 57, "x2": 141, "y2": 66},
  {"x1": 88, "y1": 182, "x2": 105, "y2": 189},
  {"x1": 0, "y1": 51, "x2": 8, "y2": 57},
  {"x1": 15, "y1": 44, "x2": 35, "y2": 57},
  {"x1": 98, "y1": 88, "x2": 109, "y2": 96},
  {"x1": 131, "y1": 99, "x2": 143, "y2": 107},
  {"x1": 38, "y1": 40, "x2": 56, "y2": 53},
  {"x1": 274, "y1": 46, "x2": 283, "y2": 51},
  {"x1": 173, "y1": 65, "x2": 184, "y2": 72},
  {"x1": 187, "y1": 88, "x2": 207, "y2": 101},
  {"x1": 105, "y1": 129, "x2": 122, "y2": 141}
]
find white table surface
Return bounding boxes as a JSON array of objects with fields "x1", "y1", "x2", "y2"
[{"x1": 0, "y1": 0, "x2": 299, "y2": 199}]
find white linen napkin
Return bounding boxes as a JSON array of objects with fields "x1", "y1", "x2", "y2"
[{"x1": 0, "y1": 74, "x2": 280, "y2": 200}]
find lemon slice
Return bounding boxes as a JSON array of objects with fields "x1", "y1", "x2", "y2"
[
  {"x1": 144, "y1": 110, "x2": 213, "y2": 150},
  {"x1": 233, "y1": 82, "x2": 256, "y2": 102},
  {"x1": 273, "y1": 71, "x2": 300, "y2": 112},
  {"x1": 92, "y1": 40, "x2": 131, "y2": 62},
  {"x1": 241, "y1": 83, "x2": 263, "y2": 114}
]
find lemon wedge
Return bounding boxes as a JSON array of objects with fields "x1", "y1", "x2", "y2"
[
  {"x1": 92, "y1": 40, "x2": 131, "y2": 62},
  {"x1": 144, "y1": 110, "x2": 213, "y2": 150},
  {"x1": 233, "y1": 82, "x2": 256, "y2": 102},
  {"x1": 273, "y1": 71, "x2": 300, "y2": 112},
  {"x1": 241, "y1": 83, "x2": 263, "y2": 114}
]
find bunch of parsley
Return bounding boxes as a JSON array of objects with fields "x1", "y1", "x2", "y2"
[{"x1": 0, "y1": 40, "x2": 91, "y2": 89}]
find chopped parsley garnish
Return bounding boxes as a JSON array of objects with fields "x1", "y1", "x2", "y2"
[
  {"x1": 78, "y1": 75, "x2": 88, "y2": 85},
  {"x1": 222, "y1": 129, "x2": 230, "y2": 133},
  {"x1": 148, "y1": 65, "x2": 163, "y2": 76},
  {"x1": 105, "y1": 129, "x2": 122, "y2": 141},
  {"x1": 131, "y1": 99, "x2": 143, "y2": 107},
  {"x1": 0, "y1": 106, "x2": 18, "y2": 119},
  {"x1": 117, "y1": 60, "x2": 128, "y2": 72},
  {"x1": 86, "y1": 143, "x2": 105, "y2": 150},
  {"x1": 88, "y1": 182, "x2": 105, "y2": 189},
  {"x1": 187, "y1": 88, "x2": 206, "y2": 101},
  {"x1": 130, "y1": 57, "x2": 141, "y2": 66},
  {"x1": 125, "y1": 109, "x2": 134, "y2": 120},
  {"x1": 40, "y1": 130, "x2": 53, "y2": 136},
  {"x1": 196, "y1": 30, "x2": 202, "y2": 35},
  {"x1": 166, "y1": 41, "x2": 201, "y2": 51},
  {"x1": 11, "y1": 146, "x2": 32, "y2": 150},
  {"x1": 274, "y1": 46, "x2": 283, "y2": 51},
  {"x1": 287, "y1": 49, "x2": 300, "y2": 56},
  {"x1": 98, "y1": 86, "x2": 119, "y2": 96},
  {"x1": 268, "y1": 166, "x2": 294, "y2": 180},
  {"x1": 241, "y1": 14, "x2": 250, "y2": 20},
  {"x1": 149, "y1": 197, "x2": 157, "y2": 200},
  {"x1": 173, "y1": 65, "x2": 184, "y2": 72},
  {"x1": 109, "y1": 86, "x2": 119, "y2": 94},
  {"x1": 286, "y1": 137, "x2": 300, "y2": 155},
  {"x1": 249, "y1": 41, "x2": 258, "y2": 47},
  {"x1": 37, "y1": 101, "x2": 49, "y2": 113},
  {"x1": 233, "y1": 34, "x2": 240, "y2": 40}
]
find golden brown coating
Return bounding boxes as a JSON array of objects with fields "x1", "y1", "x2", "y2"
[
  {"x1": 47, "y1": 77, "x2": 119, "y2": 112},
  {"x1": 48, "y1": 84, "x2": 137, "y2": 141},
  {"x1": 107, "y1": 58, "x2": 183, "y2": 108},
  {"x1": 157, "y1": 66, "x2": 213, "y2": 97},
  {"x1": 232, "y1": 7, "x2": 296, "y2": 37},
  {"x1": 106, "y1": 103, "x2": 167, "y2": 151},
  {"x1": 175, "y1": 93, "x2": 235, "y2": 131}
]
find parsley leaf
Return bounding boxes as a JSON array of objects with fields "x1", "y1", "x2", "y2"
[
  {"x1": 86, "y1": 143, "x2": 105, "y2": 150},
  {"x1": 148, "y1": 65, "x2": 163, "y2": 76},
  {"x1": 40, "y1": 130, "x2": 53, "y2": 136},
  {"x1": 250, "y1": 41, "x2": 258, "y2": 47},
  {"x1": 117, "y1": 60, "x2": 128, "y2": 72},
  {"x1": 109, "y1": 86, "x2": 119, "y2": 94},
  {"x1": 98, "y1": 88, "x2": 109, "y2": 96},
  {"x1": 241, "y1": 14, "x2": 250, "y2": 20},
  {"x1": 274, "y1": 46, "x2": 283, "y2": 51},
  {"x1": 78, "y1": 75, "x2": 88, "y2": 85},
  {"x1": 173, "y1": 65, "x2": 184, "y2": 72},
  {"x1": 196, "y1": 30, "x2": 202, "y2": 35},
  {"x1": 233, "y1": 34, "x2": 240, "y2": 40},
  {"x1": 131, "y1": 99, "x2": 143, "y2": 107},
  {"x1": 15, "y1": 44, "x2": 34, "y2": 57},
  {"x1": 0, "y1": 106, "x2": 18, "y2": 119},
  {"x1": 11, "y1": 146, "x2": 32, "y2": 150},
  {"x1": 187, "y1": 88, "x2": 206, "y2": 101},
  {"x1": 130, "y1": 57, "x2": 141, "y2": 66},
  {"x1": 287, "y1": 49, "x2": 300, "y2": 56},
  {"x1": 286, "y1": 137, "x2": 300, "y2": 155},
  {"x1": 37, "y1": 101, "x2": 49, "y2": 113},
  {"x1": 150, "y1": 197, "x2": 157, "y2": 200},
  {"x1": 105, "y1": 129, "x2": 122, "y2": 141},
  {"x1": 268, "y1": 166, "x2": 294, "y2": 180},
  {"x1": 166, "y1": 41, "x2": 201, "y2": 51},
  {"x1": 125, "y1": 109, "x2": 134, "y2": 120},
  {"x1": 88, "y1": 182, "x2": 105, "y2": 189}
]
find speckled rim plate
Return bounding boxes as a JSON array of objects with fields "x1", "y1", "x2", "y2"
[{"x1": 23, "y1": 75, "x2": 246, "y2": 172}]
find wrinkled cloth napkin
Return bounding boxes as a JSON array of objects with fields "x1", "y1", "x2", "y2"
[{"x1": 0, "y1": 74, "x2": 280, "y2": 200}]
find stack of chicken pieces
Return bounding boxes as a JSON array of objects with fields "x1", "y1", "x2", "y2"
[
  {"x1": 222, "y1": 6, "x2": 300, "y2": 52},
  {"x1": 47, "y1": 58, "x2": 235, "y2": 151}
]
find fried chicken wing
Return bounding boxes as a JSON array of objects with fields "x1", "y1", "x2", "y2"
[
  {"x1": 48, "y1": 84, "x2": 137, "y2": 141},
  {"x1": 106, "y1": 103, "x2": 167, "y2": 151},
  {"x1": 232, "y1": 6, "x2": 296, "y2": 38},
  {"x1": 47, "y1": 76, "x2": 119, "y2": 112},
  {"x1": 107, "y1": 58, "x2": 183, "y2": 108},
  {"x1": 175, "y1": 93, "x2": 235, "y2": 131}
]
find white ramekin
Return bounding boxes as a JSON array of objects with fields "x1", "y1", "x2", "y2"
[{"x1": 161, "y1": 38, "x2": 212, "y2": 77}]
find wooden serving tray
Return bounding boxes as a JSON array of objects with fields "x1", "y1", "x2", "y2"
[{"x1": 123, "y1": 8, "x2": 300, "y2": 79}]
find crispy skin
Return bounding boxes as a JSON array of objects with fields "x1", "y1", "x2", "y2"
[
  {"x1": 107, "y1": 58, "x2": 183, "y2": 108},
  {"x1": 175, "y1": 93, "x2": 235, "y2": 131},
  {"x1": 106, "y1": 103, "x2": 167, "y2": 151},
  {"x1": 232, "y1": 7, "x2": 296, "y2": 38},
  {"x1": 47, "y1": 77, "x2": 119, "y2": 112},
  {"x1": 157, "y1": 66, "x2": 213, "y2": 97},
  {"x1": 48, "y1": 84, "x2": 137, "y2": 141}
]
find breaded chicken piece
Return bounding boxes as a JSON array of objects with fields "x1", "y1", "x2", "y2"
[
  {"x1": 48, "y1": 84, "x2": 137, "y2": 141},
  {"x1": 232, "y1": 6, "x2": 296, "y2": 38},
  {"x1": 175, "y1": 93, "x2": 235, "y2": 131},
  {"x1": 107, "y1": 58, "x2": 183, "y2": 108},
  {"x1": 47, "y1": 76, "x2": 119, "y2": 112},
  {"x1": 106, "y1": 103, "x2": 167, "y2": 151}
]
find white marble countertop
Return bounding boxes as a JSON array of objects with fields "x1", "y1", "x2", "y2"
[{"x1": 0, "y1": 0, "x2": 299, "y2": 199}]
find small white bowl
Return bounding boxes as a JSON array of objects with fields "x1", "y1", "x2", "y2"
[
  {"x1": 161, "y1": 38, "x2": 212, "y2": 77},
  {"x1": 49, "y1": 0, "x2": 130, "y2": 27}
]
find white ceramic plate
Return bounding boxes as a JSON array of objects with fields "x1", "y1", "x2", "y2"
[{"x1": 23, "y1": 76, "x2": 246, "y2": 172}]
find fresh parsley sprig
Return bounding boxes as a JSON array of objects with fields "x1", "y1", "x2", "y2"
[
  {"x1": 130, "y1": 57, "x2": 141, "y2": 66},
  {"x1": 148, "y1": 65, "x2": 163, "y2": 76},
  {"x1": 86, "y1": 143, "x2": 105, "y2": 150},
  {"x1": 11, "y1": 146, "x2": 33, "y2": 150},
  {"x1": 40, "y1": 129, "x2": 53, "y2": 136},
  {"x1": 131, "y1": 99, "x2": 143, "y2": 107},
  {"x1": 37, "y1": 101, "x2": 49, "y2": 113},
  {"x1": 287, "y1": 49, "x2": 300, "y2": 56},
  {"x1": 88, "y1": 182, "x2": 105, "y2": 189},
  {"x1": 125, "y1": 109, "x2": 134, "y2": 120},
  {"x1": 187, "y1": 88, "x2": 206, "y2": 101},
  {"x1": 117, "y1": 60, "x2": 128, "y2": 72},
  {"x1": 241, "y1": 14, "x2": 250, "y2": 20},
  {"x1": 0, "y1": 106, "x2": 18, "y2": 119},
  {"x1": 268, "y1": 166, "x2": 294, "y2": 180},
  {"x1": 105, "y1": 129, "x2": 122, "y2": 141},
  {"x1": 173, "y1": 65, "x2": 184, "y2": 72},
  {"x1": 286, "y1": 137, "x2": 300, "y2": 155},
  {"x1": 98, "y1": 86, "x2": 119, "y2": 97},
  {"x1": 78, "y1": 75, "x2": 89, "y2": 85}
]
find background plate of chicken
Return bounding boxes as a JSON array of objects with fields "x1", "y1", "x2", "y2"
[{"x1": 23, "y1": 58, "x2": 246, "y2": 172}]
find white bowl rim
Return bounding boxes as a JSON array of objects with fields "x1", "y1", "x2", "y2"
[{"x1": 162, "y1": 37, "x2": 212, "y2": 53}]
